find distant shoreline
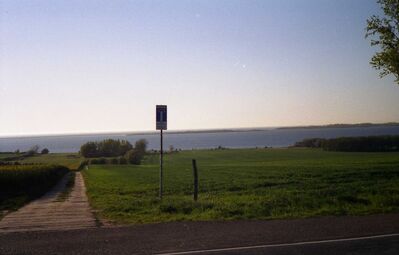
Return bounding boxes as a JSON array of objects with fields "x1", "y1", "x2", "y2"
[
  {"x1": 0, "y1": 128, "x2": 271, "y2": 139},
  {"x1": 277, "y1": 122, "x2": 399, "y2": 130},
  {"x1": 0, "y1": 122, "x2": 398, "y2": 139}
]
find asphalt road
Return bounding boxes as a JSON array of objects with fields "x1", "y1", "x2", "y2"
[
  {"x1": 0, "y1": 214, "x2": 398, "y2": 254},
  {"x1": 157, "y1": 234, "x2": 399, "y2": 255}
]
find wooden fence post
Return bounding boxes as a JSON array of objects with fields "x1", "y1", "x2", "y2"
[{"x1": 192, "y1": 159, "x2": 198, "y2": 201}]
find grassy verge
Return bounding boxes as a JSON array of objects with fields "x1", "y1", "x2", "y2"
[
  {"x1": 82, "y1": 148, "x2": 399, "y2": 224},
  {"x1": 0, "y1": 165, "x2": 69, "y2": 218}
]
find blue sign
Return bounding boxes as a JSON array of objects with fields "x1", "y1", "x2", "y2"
[{"x1": 156, "y1": 105, "x2": 167, "y2": 130}]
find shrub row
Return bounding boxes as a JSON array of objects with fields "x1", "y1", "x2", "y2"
[
  {"x1": 0, "y1": 161, "x2": 42, "y2": 166},
  {"x1": 0, "y1": 165, "x2": 69, "y2": 202},
  {"x1": 294, "y1": 135, "x2": 399, "y2": 152},
  {"x1": 89, "y1": 157, "x2": 127, "y2": 165},
  {"x1": 79, "y1": 154, "x2": 142, "y2": 166}
]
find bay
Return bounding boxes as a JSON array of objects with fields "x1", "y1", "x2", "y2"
[{"x1": 1, "y1": 125, "x2": 399, "y2": 153}]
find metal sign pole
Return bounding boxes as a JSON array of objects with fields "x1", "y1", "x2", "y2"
[
  {"x1": 160, "y1": 129, "x2": 163, "y2": 199},
  {"x1": 156, "y1": 105, "x2": 167, "y2": 200}
]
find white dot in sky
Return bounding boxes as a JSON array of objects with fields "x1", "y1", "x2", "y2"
[{"x1": 242, "y1": 64, "x2": 246, "y2": 68}]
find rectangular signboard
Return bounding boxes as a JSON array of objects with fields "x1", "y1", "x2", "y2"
[{"x1": 156, "y1": 105, "x2": 167, "y2": 130}]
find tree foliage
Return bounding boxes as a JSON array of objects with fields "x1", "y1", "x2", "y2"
[
  {"x1": 80, "y1": 139, "x2": 148, "y2": 165},
  {"x1": 41, "y1": 148, "x2": 49, "y2": 154},
  {"x1": 125, "y1": 149, "x2": 143, "y2": 165},
  {"x1": 294, "y1": 138, "x2": 326, "y2": 148},
  {"x1": 322, "y1": 135, "x2": 399, "y2": 152},
  {"x1": 134, "y1": 139, "x2": 148, "y2": 158},
  {"x1": 80, "y1": 139, "x2": 133, "y2": 158},
  {"x1": 294, "y1": 135, "x2": 399, "y2": 152},
  {"x1": 25, "y1": 145, "x2": 40, "y2": 156},
  {"x1": 366, "y1": 0, "x2": 399, "y2": 84},
  {"x1": 80, "y1": 142, "x2": 99, "y2": 158}
]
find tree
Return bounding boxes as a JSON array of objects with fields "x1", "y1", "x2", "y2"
[
  {"x1": 41, "y1": 148, "x2": 49, "y2": 154},
  {"x1": 25, "y1": 145, "x2": 40, "y2": 156},
  {"x1": 80, "y1": 142, "x2": 98, "y2": 158},
  {"x1": 125, "y1": 149, "x2": 142, "y2": 165},
  {"x1": 80, "y1": 139, "x2": 133, "y2": 158},
  {"x1": 134, "y1": 139, "x2": 148, "y2": 157},
  {"x1": 366, "y1": 0, "x2": 399, "y2": 85}
]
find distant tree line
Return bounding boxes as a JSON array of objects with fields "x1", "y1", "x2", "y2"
[
  {"x1": 294, "y1": 135, "x2": 399, "y2": 152},
  {"x1": 23, "y1": 145, "x2": 49, "y2": 156},
  {"x1": 1, "y1": 145, "x2": 49, "y2": 162},
  {"x1": 79, "y1": 139, "x2": 148, "y2": 165},
  {"x1": 294, "y1": 138, "x2": 326, "y2": 148}
]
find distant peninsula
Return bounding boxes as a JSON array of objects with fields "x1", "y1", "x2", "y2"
[
  {"x1": 126, "y1": 128, "x2": 268, "y2": 136},
  {"x1": 277, "y1": 122, "x2": 399, "y2": 130}
]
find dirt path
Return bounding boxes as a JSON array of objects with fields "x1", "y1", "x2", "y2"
[{"x1": 0, "y1": 172, "x2": 96, "y2": 233}]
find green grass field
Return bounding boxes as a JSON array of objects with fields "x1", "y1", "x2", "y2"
[
  {"x1": 82, "y1": 148, "x2": 399, "y2": 224},
  {"x1": 18, "y1": 153, "x2": 83, "y2": 170}
]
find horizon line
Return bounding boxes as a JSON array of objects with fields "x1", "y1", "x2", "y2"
[{"x1": 1, "y1": 121, "x2": 398, "y2": 139}]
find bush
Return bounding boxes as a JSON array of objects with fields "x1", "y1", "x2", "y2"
[
  {"x1": 119, "y1": 157, "x2": 127, "y2": 165},
  {"x1": 41, "y1": 148, "x2": 49, "y2": 154},
  {"x1": 89, "y1": 158, "x2": 107, "y2": 165},
  {"x1": 125, "y1": 149, "x2": 142, "y2": 165},
  {"x1": 98, "y1": 158, "x2": 107, "y2": 164},
  {"x1": 110, "y1": 158, "x2": 119, "y2": 164},
  {"x1": 78, "y1": 160, "x2": 89, "y2": 170},
  {"x1": 90, "y1": 159, "x2": 98, "y2": 164}
]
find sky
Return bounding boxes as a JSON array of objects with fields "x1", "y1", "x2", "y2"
[{"x1": 1, "y1": 0, "x2": 399, "y2": 136}]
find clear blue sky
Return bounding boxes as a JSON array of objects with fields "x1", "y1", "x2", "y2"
[{"x1": 1, "y1": 0, "x2": 399, "y2": 136}]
